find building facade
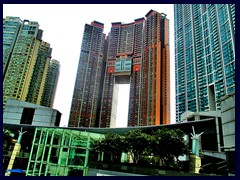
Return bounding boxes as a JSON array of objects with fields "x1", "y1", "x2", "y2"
[
  {"x1": 41, "y1": 59, "x2": 60, "y2": 107},
  {"x1": 174, "y1": 4, "x2": 235, "y2": 122},
  {"x1": 3, "y1": 99, "x2": 61, "y2": 126},
  {"x1": 68, "y1": 21, "x2": 107, "y2": 127},
  {"x1": 220, "y1": 92, "x2": 235, "y2": 175},
  {"x1": 3, "y1": 16, "x2": 59, "y2": 110},
  {"x1": 69, "y1": 10, "x2": 170, "y2": 128},
  {"x1": 25, "y1": 41, "x2": 52, "y2": 105},
  {"x1": 3, "y1": 16, "x2": 22, "y2": 77}
]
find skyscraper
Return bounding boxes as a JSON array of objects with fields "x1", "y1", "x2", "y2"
[
  {"x1": 3, "y1": 16, "x2": 22, "y2": 77},
  {"x1": 140, "y1": 10, "x2": 170, "y2": 126},
  {"x1": 68, "y1": 21, "x2": 107, "y2": 127},
  {"x1": 174, "y1": 4, "x2": 235, "y2": 122},
  {"x1": 41, "y1": 59, "x2": 60, "y2": 107},
  {"x1": 25, "y1": 41, "x2": 52, "y2": 105},
  {"x1": 69, "y1": 10, "x2": 170, "y2": 128},
  {"x1": 3, "y1": 16, "x2": 59, "y2": 109}
]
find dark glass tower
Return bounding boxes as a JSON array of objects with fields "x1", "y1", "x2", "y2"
[{"x1": 174, "y1": 4, "x2": 235, "y2": 122}]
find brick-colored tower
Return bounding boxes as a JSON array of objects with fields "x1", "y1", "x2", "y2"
[
  {"x1": 141, "y1": 10, "x2": 170, "y2": 126},
  {"x1": 69, "y1": 10, "x2": 170, "y2": 128},
  {"x1": 68, "y1": 21, "x2": 107, "y2": 127},
  {"x1": 99, "y1": 10, "x2": 170, "y2": 127}
]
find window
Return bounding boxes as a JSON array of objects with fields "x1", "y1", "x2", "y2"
[{"x1": 20, "y1": 108, "x2": 35, "y2": 124}]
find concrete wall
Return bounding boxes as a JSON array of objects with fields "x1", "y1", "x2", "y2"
[
  {"x1": 32, "y1": 108, "x2": 58, "y2": 126},
  {"x1": 88, "y1": 165, "x2": 206, "y2": 176},
  {"x1": 3, "y1": 99, "x2": 61, "y2": 126},
  {"x1": 220, "y1": 93, "x2": 235, "y2": 149},
  {"x1": 88, "y1": 168, "x2": 147, "y2": 176},
  {"x1": 110, "y1": 84, "x2": 119, "y2": 128},
  {"x1": 181, "y1": 110, "x2": 221, "y2": 122}
]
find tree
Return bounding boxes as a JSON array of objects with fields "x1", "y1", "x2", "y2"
[
  {"x1": 150, "y1": 128, "x2": 189, "y2": 167},
  {"x1": 123, "y1": 129, "x2": 152, "y2": 164},
  {"x1": 3, "y1": 128, "x2": 14, "y2": 151},
  {"x1": 91, "y1": 132, "x2": 124, "y2": 162},
  {"x1": 91, "y1": 128, "x2": 189, "y2": 168}
]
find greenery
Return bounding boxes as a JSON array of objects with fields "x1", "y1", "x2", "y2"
[
  {"x1": 92, "y1": 132, "x2": 124, "y2": 162},
  {"x1": 150, "y1": 128, "x2": 189, "y2": 167},
  {"x1": 123, "y1": 129, "x2": 152, "y2": 164},
  {"x1": 3, "y1": 128, "x2": 14, "y2": 151},
  {"x1": 91, "y1": 128, "x2": 189, "y2": 168}
]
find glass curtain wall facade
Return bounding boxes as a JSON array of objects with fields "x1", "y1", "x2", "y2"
[{"x1": 174, "y1": 4, "x2": 235, "y2": 122}]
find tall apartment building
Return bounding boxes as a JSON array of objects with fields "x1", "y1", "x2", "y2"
[
  {"x1": 3, "y1": 16, "x2": 22, "y2": 77},
  {"x1": 25, "y1": 41, "x2": 52, "y2": 105},
  {"x1": 41, "y1": 59, "x2": 60, "y2": 107},
  {"x1": 174, "y1": 4, "x2": 235, "y2": 122},
  {"x1": 69, "y1": 10, "x2": 170, "y2": 128},
  {"x1": 140, "y1": 10, "x2": 170, "y2": 126},
  {"x1": 68, "y1": 21, "x2": 107, "y2": 127},
  {"x1": 3, "y1": 16, "x2": 59, "y2": 110}
]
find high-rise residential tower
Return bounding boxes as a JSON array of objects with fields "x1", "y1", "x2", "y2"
[
  {"x1": 69, "y1": 10, "x2": 170, "y2": 128},
  {"x1": 99, "y1": 10, "x2": 170, "y2": 127},
  {"x1": 68, "y1": 21, "x2": 107, "y2": 127},
  {"x1": 174, "y1": 4, "x2": 235, "y2": 122},
  {"x1": 41, "y1": 59, "x2": 60, "y2": 107},
  {"x1": 3, "y1": 16, "x2": 22, "y2": 77},
  {"x1": 3, "y1": 16, "x2": 59, "y2": 109},
  {"x1": 25, "y1": 41, "x2": 52, "y2": 105},
  {"x1": 140, "y1": 10, "x2": 170, "y2": 126}
]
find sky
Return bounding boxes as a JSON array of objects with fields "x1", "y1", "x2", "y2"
[{"x1": 3, "y1": 4, "x2": 176, "y2": 127}]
